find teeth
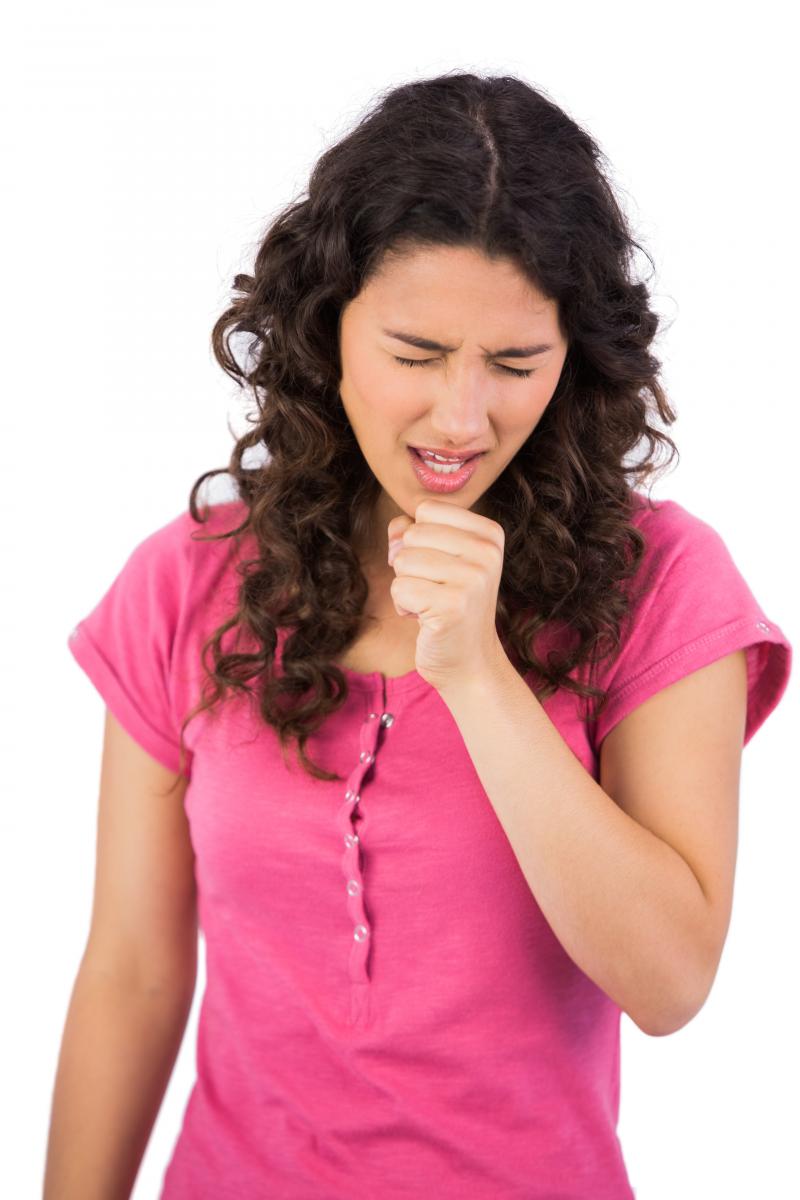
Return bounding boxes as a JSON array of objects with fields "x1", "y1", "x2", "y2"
[{"x1": 420, "y1": 455, "x2": 466, "y2": 474}]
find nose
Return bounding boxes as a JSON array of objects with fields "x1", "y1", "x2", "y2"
[{"x1": 426, "y1": 367, "x2": 492, "y2": 445}]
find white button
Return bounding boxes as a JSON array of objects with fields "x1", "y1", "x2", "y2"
[
  {"x1": 347, "y1": 879, "x2": 360, "y2": 895},
  {"x1": 354, "y1": 925, "x2": 368, "y2": 942},
  {"x1": 756, "y1": 621, "x2": 770, "y2": 633},
  {"x1": 344, "y1": 833, "x2": 359, "y2": 847},
  {"x1": 359, "y1": 751, "x2": 374, "y2": 764},
  {"x1": 368, "y1": 712, "x2": 378, "y2": 719},
  {"x1": 381, "y1": 712, "x2": 394, "y2": 727}
]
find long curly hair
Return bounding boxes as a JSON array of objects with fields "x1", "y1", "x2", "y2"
[{"x1": 170, "y1": 69, "x2": 679, "y2": 790}]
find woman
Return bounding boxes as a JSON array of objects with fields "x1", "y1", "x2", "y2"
[{"x1": 46, "y1": 70, "x2": 792, "y2": 1199}]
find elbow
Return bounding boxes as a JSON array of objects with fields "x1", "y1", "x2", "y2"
[
  {"x1": 632, "y1": 913, "x2": 723, "y2": 1037},
  {"x1": 630, "y1": 969, "x2": 714, "y2": 1038},
  {"x1": 634, "y1": 1004, "x2": 700, "y2": 1038}
]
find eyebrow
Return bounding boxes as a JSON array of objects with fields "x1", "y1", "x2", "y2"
[{"x1": 382, "y1": 328, "x2": 555, "y2": 359}]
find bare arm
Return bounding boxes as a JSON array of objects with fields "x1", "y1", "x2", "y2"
[
  {"x1": 43, "y1": 710, "x2": 198, "y2": 1199},
  {"x1": 438, "y1": 648, "x2": 746, "y2": 1036},
  {"x1": 42, "y1": 964, "x2": 195, "y2": 1200}
]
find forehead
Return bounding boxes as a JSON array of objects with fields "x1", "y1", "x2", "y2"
[{"x1": 357, "y1": 244, "x2": 557, "y2": 328}]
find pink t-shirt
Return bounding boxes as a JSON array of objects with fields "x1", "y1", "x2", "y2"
[{"x1": 66, "y1": 491, "x2": 792, "y2": 1199}]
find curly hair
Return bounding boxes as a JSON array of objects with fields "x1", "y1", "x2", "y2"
[{"x1": 168, "y1": 69, "x2": 679, "y2": 791}]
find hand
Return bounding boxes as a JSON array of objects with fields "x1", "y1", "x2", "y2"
[{"x1": 387, "y1": 498, "x2": 508, "y2": 692}]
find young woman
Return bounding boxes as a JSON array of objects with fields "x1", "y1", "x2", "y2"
[{"x1": 46, "y1": 71, "x2": 792, "y2": 1199}]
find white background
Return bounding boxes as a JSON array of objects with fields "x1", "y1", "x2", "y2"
[{"x1": 3, "y1": 2, "x2": 798, "y2": 1197}]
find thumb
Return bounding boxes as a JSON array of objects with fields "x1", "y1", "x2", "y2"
[{"x1": 387, "y1": 515, "x2": 413, "y2": 564}]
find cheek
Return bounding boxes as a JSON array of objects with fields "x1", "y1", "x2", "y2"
[
  {"x1": 373, "y1": 373, "x2": 419, "y2": 428},
  {"x1": 518, "y1": 383, "x2": 554, "y2": 425},
  {"x1": 500, "y1": 397, "x2": 541, "y2": 433},
  {"x1": 350, "y1": 358, "x2": 404, "y2": 409}
]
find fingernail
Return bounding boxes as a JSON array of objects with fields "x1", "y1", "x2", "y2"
[{"x1": 388, "y1": 537, "x2": 403, "y2": 565}]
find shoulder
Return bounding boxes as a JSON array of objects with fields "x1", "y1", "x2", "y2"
[
  {"x1": 130, "y1": 498, "x2": 250, "y2": 580},
  {"x1": 590, "y1": 490, "x2": 792, "y2": 749},
  {"x1": 628, "y1": 490, "x2": 725, "y2": 553},
  {"x1": 625, "y1": 491, "x2": 737, "y2": 601},
  {"x1": 104, "y1": 498, "x2": 252, "y2": 637},
  {"x1": 139, "y1": 497, "x2": 248, "y2": 555}
]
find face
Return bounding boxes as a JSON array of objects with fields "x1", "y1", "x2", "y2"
[{"x1": 337, "y1": 244, "x2": 569, "y2": 568}]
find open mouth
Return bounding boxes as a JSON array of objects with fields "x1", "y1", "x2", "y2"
[
  {"x1": 409, "y1": 448, "x2": 484, "y2": 464},
  {"x1": 406, "y1": 446, "x2": 486, "y2": 491}
]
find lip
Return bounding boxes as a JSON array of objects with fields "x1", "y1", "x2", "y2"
[{"x1": 406, "y1": 446, "x2": 485, "y2": 493}]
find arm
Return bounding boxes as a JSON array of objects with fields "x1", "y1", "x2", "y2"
[
  {"x1": 437, "y1": 648, "x2": 747, "y2": 1037},
  {"x1": 43, "y1": 709, "x2": 198, "y2": 1199},
  {"x1": 42, "y1": 965, "x2": 195, "y2": 1200}
]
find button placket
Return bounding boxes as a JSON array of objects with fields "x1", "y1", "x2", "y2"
[{"x1": 335, "y1": 701, "x2": 394, "y2": 1013}]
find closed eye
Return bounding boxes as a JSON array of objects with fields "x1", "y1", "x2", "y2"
[{"x1": 393, "y1": 356, "x2": 535, "y2": 379}]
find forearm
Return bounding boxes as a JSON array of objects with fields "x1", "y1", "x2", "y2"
[
  {"x1": 43, "y1": 962, "x2": 194, "y2": 1200},
  {"x1": 438, "y1": 655, "x2": 711, "y2": 1036}
]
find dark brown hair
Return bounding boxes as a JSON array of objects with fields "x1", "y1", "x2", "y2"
[{"x1": 170, "y1": 69, "x2": 679, "y2": 790}]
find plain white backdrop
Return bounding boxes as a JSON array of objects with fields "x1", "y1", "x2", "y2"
[{"x1": 3, "y1": 2, "x2": 798, "y2": 1197}]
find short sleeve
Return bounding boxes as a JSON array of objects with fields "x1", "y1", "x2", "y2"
[
  {"x1": 590, "y1": 499, "x2": 793, "y2": 752},
  {"x1": 66, "y1": 512, "x2": 191, "y2": 775}
]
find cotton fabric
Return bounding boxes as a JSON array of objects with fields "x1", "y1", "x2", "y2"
[{"x1": 66, "y1": 490, "x2": 792, "y2": 1199}]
